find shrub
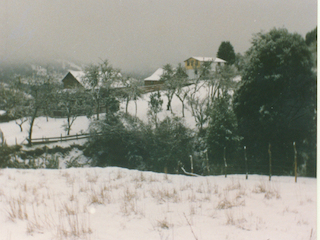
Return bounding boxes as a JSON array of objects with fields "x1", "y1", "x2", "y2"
[
  {"x1": 0, "y1": 145, "x2": 22, "y2": 168},
  {"x1": 85, "y1": 114, "x2": 194, "y2": 173}
]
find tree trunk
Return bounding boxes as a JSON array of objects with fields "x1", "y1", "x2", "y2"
[
  {"x1": 67, "y1": 116, "x2": 71, "y2": 135},
  {"x1": 244, "y1": 146, "x2": 248, "y2": 179},
  {"x1": 167, "y1": 99, "x2": 171, "y2": 111},
  {"x1": 293, "y1": 142, "x2": 297, "y2": 183},
  {"x1": 126, "y1": 97, "x2": 129, "y2": 114},
  {"x1": 135, "y1": 100, "x2": 137, "y2": 117},
  {"x1": 28, "y1": 107, "x2": 38, "y2": 146},
  {"x1": 268, "y1": 143, "x2": 272, "y2": 181},
  {"x1": 181, "y1": 102, "x2": 185, "y2": 117},
  {"x1": 96, "y1": 100, "x2": 100, "y2": 120},
  {"x1": 224, "y1": 147, "x2": 227, "y2": 178}
]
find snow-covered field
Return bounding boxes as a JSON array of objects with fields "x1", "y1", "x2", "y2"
[{"x1": 0, "y1": 167, "x2": 316, "y2": 240}]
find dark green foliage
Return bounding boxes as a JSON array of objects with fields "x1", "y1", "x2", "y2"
[
  {"x1": 147, "y1": 91, "x2": 163, "y2": 127},
  {"x1": 305, "y1": 27, "x2": 317, "y2": 69},
  {"x1": 84, "y1": 114, "x2": 147, "y2": 168},
  {"x1": 150, "y1": 117, "x2": 193, "y2": 173},
  {"x1": 217, "y1": 41, "x2": 236, "y2": 65},
  {"x1": 233, "y1": 28, "x2": 316, "y2": 176},
  {"x1": 206, "y1": 92, "x2": 242, "y2": 166},
  {"x1": 0, "y1": 145, "x2": 21, "y2": 168},
  {"x1": 85, "y1": 114, "x2": 193, "y2": 173},
  {"x1": 305, "y1": 27, "x2": 317, "y2": 46},
  {"x1": 234, "y1": 53, "x2": 246, "y2": 72}
]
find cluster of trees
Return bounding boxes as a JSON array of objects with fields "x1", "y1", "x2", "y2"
[
  {"x1": 84, "y1": 27, "x2": 316, "y2": 176},
  {"x1": 0, "y1": 60, "x2": 142, "y2": 146},
  {"x1": 0, "y1": 27, "x2": 316, "y2": 177}
]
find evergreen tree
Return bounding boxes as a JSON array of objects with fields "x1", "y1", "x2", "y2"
[
  {"x1": 217, "y1": 41, "x2": 236, "y2": 65},
  {"x1": 305, "y1": 27, "x2": 317, "y2": 46},
  {"x1": 206, "y1": 91, "x2": 241, "y2": 167},
  {"x1": 233, "y1": 28, "x2": 316, "y2": 176}
]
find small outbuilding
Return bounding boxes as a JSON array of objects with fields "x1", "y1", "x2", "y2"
[
  {"x1": 144, "y1": 68, "x2": 165, "y2": 86},
  {"x1": 61, "y1": 71, "x2": 86, "y2": 89}
]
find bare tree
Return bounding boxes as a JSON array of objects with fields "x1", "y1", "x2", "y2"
[
  {"x1": 83, "y1": 59, "x2": 122, "y2": 120},
  {"x1": 24, "y1": 72, "x2": 57, "y2": 145},
  {"x1": 58, "y1": 89, "x2": 91, "y2": 135},
  {"x1": 120, "y1": 77, "x2": 142, "y2": 115}
]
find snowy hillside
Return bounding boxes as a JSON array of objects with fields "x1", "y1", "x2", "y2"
[
  {"x1": 0, "y1": 82, "x2": 210, "y2": 146},
  {"x1": 0, "y1": 167, "x2": 316, "y2": 240},
  {"x1": 0, "y1": 81, "x2": 317, "y2": 240}
]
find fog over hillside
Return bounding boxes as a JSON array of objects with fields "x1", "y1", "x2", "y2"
[{"x1": 0, "y1": 0, "x2": 317, "y2": 74}]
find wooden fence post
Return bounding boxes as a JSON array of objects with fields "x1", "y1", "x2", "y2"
[
  {"x1": 205, "y1": 150, "x2": 210, "y2": 174},
  {"x1": 244, "y1": 146, "x2": 248, "y2": 180},
  {"x1": 293, "y1": 142, "x2": 297, "y2": 183},
  {"x1": 268, "y1": 143, "x2": 272, "y2": 181},
  {"x1": 190, "y1": 155, "x2": 193, "y2": 173},
  {"x1": 224, "y1": 147, "x2": 227, "y2": 178}
]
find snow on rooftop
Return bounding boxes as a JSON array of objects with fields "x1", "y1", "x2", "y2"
[
  {"x1": 184, "y1": 57, "x2": 227, "y2": 63},
  {"x1": 191, "y1": 57, "x2": 215, "y2": 62},
  {"x1": 144, "y1": 68, "x2": 164, "y2": 81},
  {"x1": 215, "y1": 57, "x2": 227, "y2": 63},
  {"x1": 69, "y1": 70, "x2": 85, "y2": 80}
]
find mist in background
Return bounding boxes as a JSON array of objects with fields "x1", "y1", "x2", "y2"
[{"x1": 0, "y1": 0, "x2": 317, "y2": 74}]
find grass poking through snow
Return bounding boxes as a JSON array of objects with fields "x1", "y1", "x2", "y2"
[{"x1": 0, "y1": 168, "x2": 316, "y2": 240}]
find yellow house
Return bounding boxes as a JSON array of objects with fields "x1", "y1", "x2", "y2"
[{"x1": 184, "y1": 57, "x2": 226, "y2": 79}]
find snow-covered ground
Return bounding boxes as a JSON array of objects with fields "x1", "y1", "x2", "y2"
[{"x1": 0, "y1": 167, "x2": 316, "y2": 240}]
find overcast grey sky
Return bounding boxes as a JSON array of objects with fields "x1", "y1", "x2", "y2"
[{"x1": 0, "y1": 0, "x2": 317, "y2": 73}]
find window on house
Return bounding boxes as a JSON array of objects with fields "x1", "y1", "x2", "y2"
[{"x1": 191, "y1": 60, "x2": 194, "y2": 66}]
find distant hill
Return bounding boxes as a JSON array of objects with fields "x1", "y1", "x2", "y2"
[{"x1": 0, "y1": 59, "x2": 85, "y2": 83}]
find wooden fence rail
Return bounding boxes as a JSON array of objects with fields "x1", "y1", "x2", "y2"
[{"x1": 28, "y1": 132, "x2": 102, "y2": 145}]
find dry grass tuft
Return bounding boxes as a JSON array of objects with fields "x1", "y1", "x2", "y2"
[
  {"x1": 253, "y1": 181, "x2": 281, "y2": 199},
  {"x1": 156, "y1": 217, "x2": 170, "y2": 229},
  {"x1": 225, "y1": 179, "x2": 242, "y2": 191},
  {"x1": 6, "y1": 196, "x2": 29, "y2": 221},
  {"x1": 120, "y1": 187, "x2": 142, "y2": 215},
  {"x1": 150, "y1": 187, "x2": 180, "y2": 203},
  {"x1": 86, "y1": 172, "x2": 99, "y2": 183},
  {"x1": 253, "y1": 181, "x2": 267, "y2": 193},
  {"x1": 217, "y1": 198, "x2": 233, "y2": 209}
]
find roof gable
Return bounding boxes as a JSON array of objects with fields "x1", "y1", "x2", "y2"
[
  {"x1": 144, "y1": 68, "x2": 164, "y2": 81},
  {"x1": 184, "y1": 57, "x2": 227, "y2": 63}
]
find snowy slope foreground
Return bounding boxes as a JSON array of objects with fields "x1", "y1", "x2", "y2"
[{"x1": 0, "y1": 167, "x2": 316, "y2": 240}]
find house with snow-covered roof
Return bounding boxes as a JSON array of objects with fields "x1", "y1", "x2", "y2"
[
  {"x1": 184, "y1": 57, "x2": 226, "y2": 79},
  {"x1": 144, "y1": 68, "x2": 165, "y2": 86},
  {"x1": 61, "y1": 71, "x2": 86, "y2": 89}
]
